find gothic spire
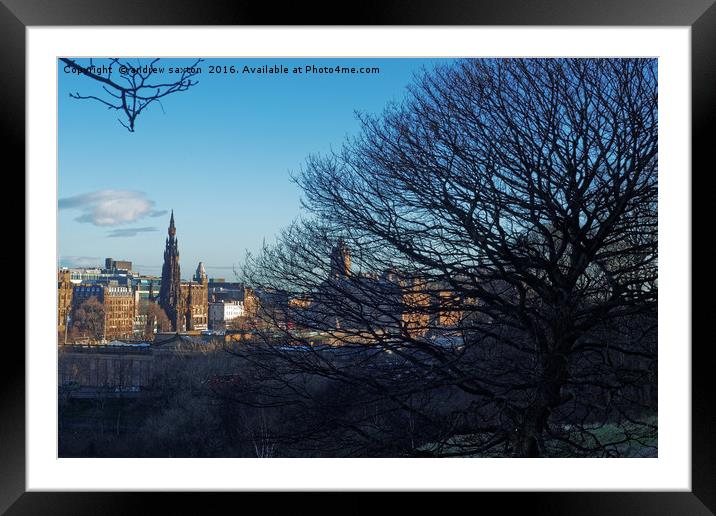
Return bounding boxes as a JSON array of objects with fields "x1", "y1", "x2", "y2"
[
  {"x1": 168, "y1": 209, "x2": 176, "y2": 237},
  {"x1": 194, "y1": 261, "x2": 207, "y2": 283},
  {"x1": 159, "y1": 210, "x2": 182, "y2": 331}
]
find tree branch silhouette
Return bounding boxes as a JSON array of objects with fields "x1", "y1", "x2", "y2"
[
  {"x1": 60, "y1": 57, "x2": 203, "y2": 132},
  {"x1": 238, "y1": 58, "x2": 658, "y2": 457}
]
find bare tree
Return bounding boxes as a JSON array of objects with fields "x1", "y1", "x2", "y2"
[
  {"x1": 241, "y1": 58, "x2": 658, "y2": 457},
  {"x1": 70, "y1": 296, "x2": 105, "y2": 342},
  {"x1": 60, "y1": 58, "x2": 202, "y2": 132},
  {"x1": 139, "y1": 300, "x2": 172, "y2": 336}
]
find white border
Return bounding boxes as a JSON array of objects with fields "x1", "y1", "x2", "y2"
[{"x1": 27, "y1": 27, "x2": 691, "y2": 491}]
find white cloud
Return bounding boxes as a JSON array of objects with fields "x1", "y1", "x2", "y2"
[{"x1": 59, "y1": 189, "x2": 163, "y2": 226}]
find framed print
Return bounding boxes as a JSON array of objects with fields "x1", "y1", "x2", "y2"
[{"x1": 3, "y1": 0, "x2": 711, "y2": 513}]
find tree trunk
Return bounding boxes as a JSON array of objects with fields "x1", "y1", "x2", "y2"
[{"x1": 513, "y1": 346, "x2": 571, "y2": 458}]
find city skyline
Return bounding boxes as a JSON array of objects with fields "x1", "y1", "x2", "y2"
[{"x1": 58, "y1": 58, "x2": 455, "y2": 279}]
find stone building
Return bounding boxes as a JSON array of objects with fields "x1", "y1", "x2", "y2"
[
  {"x1": 104, "y1": 257, "x2": 132, "y2": 272},
  {"x1": 330, "y1": 238, "x2": 351, "y2": 278},
  {"x1": 180, "y1": 263, "x2": 209, "y2": 330},
  {"x1": 102, "y1": 285, "x2": 137, "y2": 339},
  {"x1": 70, "y1": 283, "x2": 136, "y2": 341},
  {"x1": 296, "y1": 240, "x2": 467, "y2": 340},
  {"x1": 401, "y1": 282, "x2": 465, "y2": 337},
  {"x1": 59, "y1": 342, "x2": 153, "y2": 398},
  {"x1": 158, "y1": 211, "x2": 209, "y2": 332},
  {"x1": 58, "y1": 269, "x2": 74, "y2": 339},
  {"x1": 208, "y1": 299, "x2": 245, "y2": 330}
]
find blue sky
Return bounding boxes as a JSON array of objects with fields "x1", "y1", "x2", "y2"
[{"x1": 58, "y1": 58, "x2": 454, "y2": 279}]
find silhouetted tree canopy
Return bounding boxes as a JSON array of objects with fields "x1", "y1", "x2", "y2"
[{"x1": 237, "y1": 58, "x2": 658, "y2": 457}]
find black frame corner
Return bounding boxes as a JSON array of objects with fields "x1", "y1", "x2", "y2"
[{"x1": 3, "y1": 1, "x2": 711, "y2": 513}]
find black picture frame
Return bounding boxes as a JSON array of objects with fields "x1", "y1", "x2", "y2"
[{"x1": 3, "y1": 1, "x2": 710, "y2": 513}]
